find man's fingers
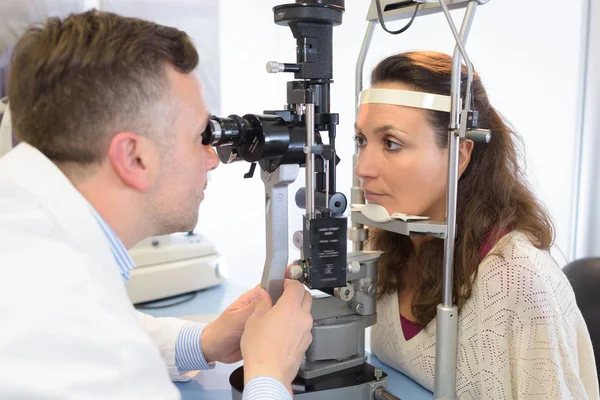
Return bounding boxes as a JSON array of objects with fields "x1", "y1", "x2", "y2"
[
  {"x1": 301, "y1": 331, "x2": 313, "y2": 352},
  {"x1": 280, "y1": 279, "x2": 308, "y2": 308},
  {"x1": 238, "y1": 289, "x2": 270, "y2": 321},
  {"x1": 250, "y1": 294, "x2": 273, "y2": 318},
  {"x1": 240, "y1": 285, "x2": 267, "y2": 304},
  {"x1": 249, "y1": 289, "x2": 272, "y2": 312},
  {"x1": 301, "y1": 290, "x2": 312, "y2": 313}
]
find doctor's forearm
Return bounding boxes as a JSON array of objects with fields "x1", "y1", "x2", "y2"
[
  {"x1": 243, "y1": 377, "x2": 292, "y2": 400},
  {"x1": 175, "y1": 323, "x2": 215, "y2": 372}
]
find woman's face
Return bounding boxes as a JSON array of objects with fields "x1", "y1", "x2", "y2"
[{"x1": 354, "y1": 82, "x2": 448, "y2": 220}]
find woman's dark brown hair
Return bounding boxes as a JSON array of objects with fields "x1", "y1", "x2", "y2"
[{"x1": 369, "y1": 51, "x2": 554, "y2": 326}]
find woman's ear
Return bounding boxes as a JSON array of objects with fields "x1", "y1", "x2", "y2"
[{"x1": 458, "y1": 139, "x2": 474, "y2": 178}]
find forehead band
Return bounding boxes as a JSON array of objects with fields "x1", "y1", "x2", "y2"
[{"x1": 359, "y1": 88, "x2": 452, "y2": 113}]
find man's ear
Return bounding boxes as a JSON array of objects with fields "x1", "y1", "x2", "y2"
[
  {"x1": 107, "y1": 132, "x2": 158, "y2": 191},
  {"x1": 458, "y1": 139, "x2": 474, "y2": 178}
]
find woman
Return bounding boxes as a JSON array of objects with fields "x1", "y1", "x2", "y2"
[{"x1": 355, "y1": 51, "x2": 598, "y2": 398}]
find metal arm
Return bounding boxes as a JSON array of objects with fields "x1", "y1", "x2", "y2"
[
  {"x1": 435, "y1": 3, "x2": 479, "y2": 398},
  {"x1": 365, "y1": 0, "x2": 489, "y2": 23},
  {"x1": 350, "y1": 21, "x2": 376, "y2": 252},
  {"x1": 260, "y1": 164, "x2": 300, "y2": 304},
  {"x1": 305, "y1": 99, "x2": 316, "y2": 220}
]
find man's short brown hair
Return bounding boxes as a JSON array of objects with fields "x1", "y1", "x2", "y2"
[{"x1": 9, "y1": 10, "x2": 199, "y2": 164}]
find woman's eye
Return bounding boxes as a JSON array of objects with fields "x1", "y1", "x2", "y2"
[
  {"x1": 354, "y1": 136, "x2": 367, "y2": 147},
  {"x1": 384, "y1": 139, "x2": 402, "y2": 151}
]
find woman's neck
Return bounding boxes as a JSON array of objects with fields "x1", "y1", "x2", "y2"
[{"x1": 410, "y1": 235, "x2": 434, "y2": 251}]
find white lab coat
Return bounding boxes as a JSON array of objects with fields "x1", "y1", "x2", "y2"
[{"x1": 0, "y1": 143, "x2": 192, "y2": 399}]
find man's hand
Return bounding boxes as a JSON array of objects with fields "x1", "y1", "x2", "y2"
[
  {"x1": 201, "y1": 285, "x2": 267, "y2": 364},
  {"x1": 240, "y1": 279, "x2": 313, "y2": 394}
]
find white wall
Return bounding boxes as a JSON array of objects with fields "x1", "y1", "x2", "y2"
[
  {"x1": 196, "y1": 0, "x2": 588, "y2": 288},
  {"x1": 101, "y1": 0, "x2": 222, "y2": 115},
  {"x1": 574, "y1": 0, "x2": 600, "y2": 259}
]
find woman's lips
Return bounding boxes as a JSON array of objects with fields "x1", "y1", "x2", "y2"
[{"x1": 363, "y1": 191, "x2": 385, "y2": 202}]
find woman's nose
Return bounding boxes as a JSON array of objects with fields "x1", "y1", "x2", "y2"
[{"x1": 354, "y1": 147, "x2": 378, "y2": 180}]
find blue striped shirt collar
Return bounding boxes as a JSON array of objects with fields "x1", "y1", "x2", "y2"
[{"x1": 89, "y1": 207, "x2": 135, "y2": 282}]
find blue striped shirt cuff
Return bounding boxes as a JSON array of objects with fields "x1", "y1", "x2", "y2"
[
  {"x1": 243, "y1": 377, "x2": 291, "y2": 400},
  {"x1": 175, "y1": 323, "x2": 215, "y2": 372}
]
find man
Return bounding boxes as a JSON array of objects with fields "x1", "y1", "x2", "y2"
[{"x1": 0, "y1": 10, "x2": 312, "y2": 399}]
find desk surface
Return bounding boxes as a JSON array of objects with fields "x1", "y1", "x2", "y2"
[{"x1": 139, "y1": 282, "x2": 433, "y2": 400}]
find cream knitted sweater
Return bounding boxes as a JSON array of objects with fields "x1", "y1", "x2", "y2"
[{"x1": 371, "y1": 231, "x2": 599, "y2": 399}]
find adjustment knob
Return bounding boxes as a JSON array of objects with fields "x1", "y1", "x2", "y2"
[
  {"x1": 289, "y1": 264, "x2": 304, "y2": 280},
  {"x1": 289, "y1": 260, "x2": 308, "y2": 283},
  {"x1": 334, "y1": 285, "x2": 355, "y2": 302},
  {"x1": 293, "y1": 231, "x2": 303, "y2": 250},
  {"x1": 266, "y1": 61, "x2": 284, "y2": 73},
  {"x1": 266, "y1": 61, "x2": 300, "y2": 74}
]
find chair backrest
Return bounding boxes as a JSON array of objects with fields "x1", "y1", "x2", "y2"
[{"x1": 563, "y1": 257, "x2": 600, "y2": 381}]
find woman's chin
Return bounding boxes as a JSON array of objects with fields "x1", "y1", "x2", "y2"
[{"x1": 370, "y1": 202, "x2": 428, "y2": 218}]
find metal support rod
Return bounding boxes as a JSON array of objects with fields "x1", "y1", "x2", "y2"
[
  {"x1": 433, "y1": 304, "x2": 459, "y2": 399},
  {"x1": 355, "y1": 21, "x2": 375, "y2": 115},
  {"x1": 306, "y1": 101, "x2": 316, "y2": 219},
  {"x1": 435, "y1": 3, "x2": 478, "y2": 399},
  {"x1": 373, "y1": 387, "x2": 401, "y2": 400},
  {"x1": 325, "y1": 158, "x2": 330, "y2": 209},
  {"x1": 441, "y1": 0, "x2": 477, "y2": 308},
  {"x1": 329, "y1": 124, "x2": 337, "y2": 192},
  {"x1": 439, "y1": 0, "x2": 475, "y2": 119},
  {"x1": 351, "y1": 21, "x2": 376, "y2": 252},
  {"x1": 441, "y1": 136, "x2": 460, "y2": 308}
]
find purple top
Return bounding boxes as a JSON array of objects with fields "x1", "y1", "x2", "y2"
[{"x1": 400, "y1": 314, "x2": 423, "y2": 340}]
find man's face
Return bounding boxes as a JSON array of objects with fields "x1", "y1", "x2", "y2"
[{"x1": 150, "y1": 66, "x2": 219, "y2": 234}]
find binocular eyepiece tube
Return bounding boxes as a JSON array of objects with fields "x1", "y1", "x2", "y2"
[{"x1": 202, "y1": 114, "x2": 317, "y2": 171}]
